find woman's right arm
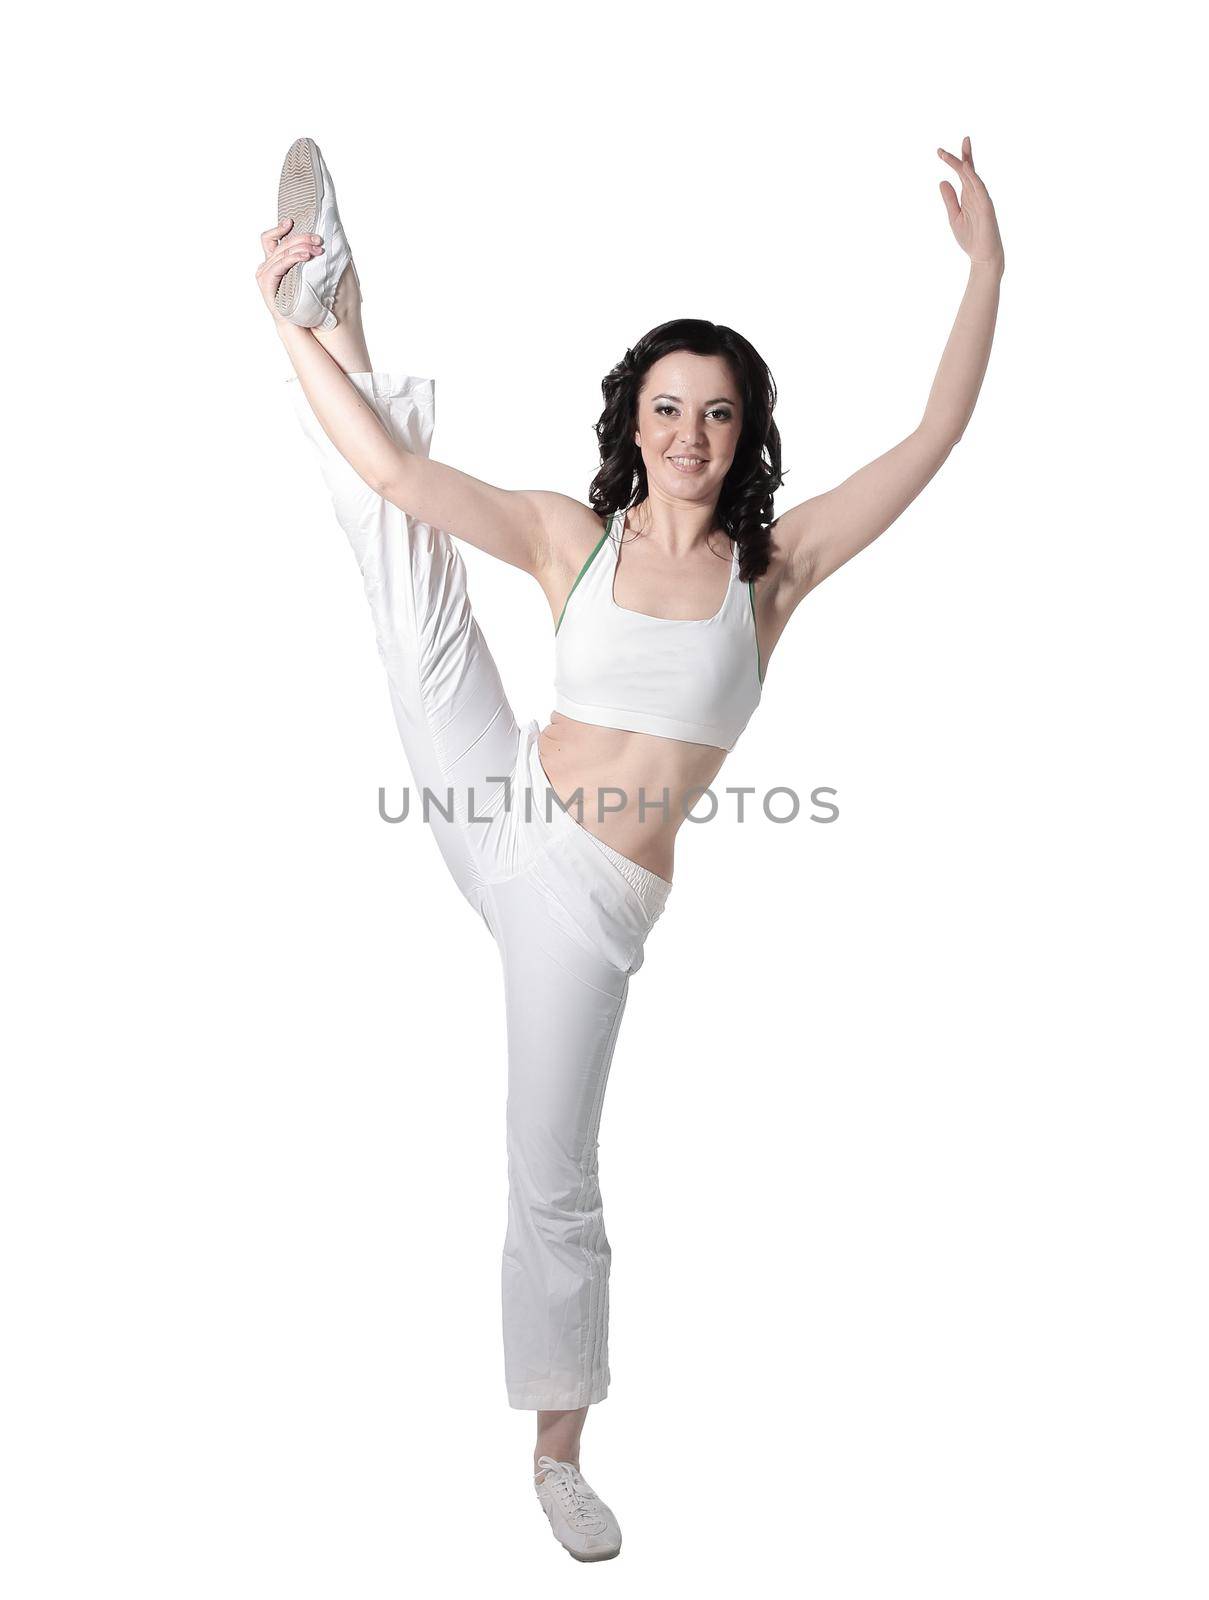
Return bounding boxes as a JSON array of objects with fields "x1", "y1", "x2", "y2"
[
  {"x1": 278, "y1": 322, "x2": 565, "y2": 576},
  {"x1": 259, "y1": 228, "x2": 564, "y2": 576}
]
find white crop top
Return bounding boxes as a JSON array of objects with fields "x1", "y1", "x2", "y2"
[{"x1": 552, "y1": 509, "x2": 764, "y2": 752}]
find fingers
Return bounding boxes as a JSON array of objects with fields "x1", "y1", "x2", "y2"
[
  {"x1": 260, "y1": 217, "x2": 294, "y2": 260},
  {"x1": 937, "y1": 141, "x2": 988, "y2": 198},
  {"x1": 256, "y1": 236, "x2": 324, "y2": 292},
  {"x1": 937, "y1": 146, "x2": 965, "y2": 177},
  {"x1": 961, "y1": 135, "x2": 989, "y2": 195},
  {"x1": 262, "y1": 244, "x2": 320, "y2": 288},
  {"x1": 259, "y1": 218, "x2": 325, "y2": 260},
  {"x1": 271, "y1": 234, "x2": 324, "y2": 266}
]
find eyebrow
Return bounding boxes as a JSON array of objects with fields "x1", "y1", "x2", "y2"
[{"x1": 650, "y1": 392, "x2": 737, "y2": 406}]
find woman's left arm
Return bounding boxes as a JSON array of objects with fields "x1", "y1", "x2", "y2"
[{"x1": 773, "y1": 137, "x2": 1005, "y2": 598}]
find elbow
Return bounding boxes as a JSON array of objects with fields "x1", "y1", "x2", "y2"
[
  {"x1": 368, "y1": 463, "x2": 406, "y2": 505},
  {"x1": 914, "y1": 422, "x2": 962, "y2": 464}
]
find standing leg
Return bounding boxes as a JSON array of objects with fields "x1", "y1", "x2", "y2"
[{"x1": 489, "y1": 866, "x2": 635, "y2": 1416}]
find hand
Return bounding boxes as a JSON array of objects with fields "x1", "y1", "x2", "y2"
[
  {"x1": 937, "y1": 137, "x2": 1004, "y2": 271},
  {"x1": 255, "y1": 218, "x2": 325, "y2": 323}
]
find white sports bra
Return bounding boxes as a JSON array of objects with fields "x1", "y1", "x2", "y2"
[{"x1": 552, "y1": 508, "x2": 764, "y2": 752}]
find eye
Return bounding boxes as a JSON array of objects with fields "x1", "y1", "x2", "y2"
[{"x1": 654, "y1": 404, "x2": 735, "y2": 421}]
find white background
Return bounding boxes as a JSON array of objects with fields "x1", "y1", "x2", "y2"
[{"x1": 4, "y1": 2, "x2": 1205, "y2": 1594}]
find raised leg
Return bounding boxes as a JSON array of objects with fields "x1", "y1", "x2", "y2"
[
  {"x1": 287, "y1": 347, "x2": 521, "y2": 924},
  {"x1": 311, "y1": 262, "x2": 372, "y2": 375}
]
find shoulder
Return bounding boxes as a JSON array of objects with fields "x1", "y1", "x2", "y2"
[{"x1": 526, "y1": 491, "x2": 611, "y2": 580}]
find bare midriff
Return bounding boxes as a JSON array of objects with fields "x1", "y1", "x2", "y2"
[{"x1": 536, "y1": 710, "x2": 730, "y2": 884}]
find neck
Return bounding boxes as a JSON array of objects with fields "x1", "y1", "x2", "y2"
[{"x1": 627, "y1": 493, "x2": 722, "y2": 557}]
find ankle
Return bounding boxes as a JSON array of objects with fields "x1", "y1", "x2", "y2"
[
  {"x1": 333, "y1": 260, "x2": 362, "y2": 320},
  {"x1": 312, "y1": 262, "x2": 371, "y2": 375}
]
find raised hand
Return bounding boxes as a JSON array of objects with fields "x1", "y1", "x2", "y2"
[
  {"x1": 255, "y1": 218, "x2": 324, "y2": 322},
  {"x1": 937, "y1": 137, "x2": 1004, "y2": 271}
]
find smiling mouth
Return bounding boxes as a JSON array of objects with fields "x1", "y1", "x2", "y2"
[{"x1": 668, "y1": 455, "x2": 708, "y2": 472}]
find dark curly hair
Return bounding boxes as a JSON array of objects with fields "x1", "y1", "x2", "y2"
[{"x1": 587, "y1": 317, "x2": 786, "y2": 583}]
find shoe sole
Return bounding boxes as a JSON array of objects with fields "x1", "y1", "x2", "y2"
[{"x1": 275, "y1": 137, "x2": 322, "y2": 319}]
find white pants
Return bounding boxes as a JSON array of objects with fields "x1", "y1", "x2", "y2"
[{"x1": 288, "y1": 370, "x2": 672, "y2": 1409}]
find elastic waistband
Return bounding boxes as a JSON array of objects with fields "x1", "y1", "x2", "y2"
[
  {"x1": 579, "y1": 830, "x2": 672, "y2": 912},
  {"x1": 524, "y1": 724, "x2": 673, "y2": 910}
]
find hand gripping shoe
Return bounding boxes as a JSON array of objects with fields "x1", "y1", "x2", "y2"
[
  {"x1": 534, "y1": 1456, "x2": 622, "y2": 1562},
  {"x1": 273, "y1": 136, "x2": 356, "y2": 330}
]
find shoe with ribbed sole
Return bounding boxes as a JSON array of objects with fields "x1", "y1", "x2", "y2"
[
  {"x1": 534, "y1": 1456, "x2": 622, "y2": 1562},
  {"x1": 274, "y1": 136, "x2": 355, "y2": 330}
]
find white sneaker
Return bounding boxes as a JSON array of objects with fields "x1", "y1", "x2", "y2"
[
  {"x1": 534, "y1": 1456, "x2": 622, "y2": 1562},
  {"x1": 273, "y1": 136, "x2": 356, "y2": 330}
]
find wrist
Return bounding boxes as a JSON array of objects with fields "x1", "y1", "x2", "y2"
[
  {"x1": 275, "y1": 318, "x2": 312, "y2": 345},
  {"x1": 970, "y1": 254, "x2": 1005, "y2": 279}
]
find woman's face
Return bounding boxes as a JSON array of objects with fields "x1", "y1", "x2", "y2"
[{"x1": 633, "y1": 350, "x2": 743, "y2": 508}]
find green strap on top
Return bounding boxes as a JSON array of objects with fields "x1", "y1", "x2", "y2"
[
  {"x1": 748, "y1": 579, "x2": 765, "y2": 684},
  {"x1": 558, "y1": 510, "x2": 764, "y2": 687},
  {"x1": 555, "y1": 514, "x2": 611, "y2": 635}
]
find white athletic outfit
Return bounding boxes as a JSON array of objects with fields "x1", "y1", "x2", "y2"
[
  {"x1": 288, "y1": 368, "x2": 762, "y2": 1409},
  {"x1": 554, "y1": 507, "x2": 764, "y2": 747}
]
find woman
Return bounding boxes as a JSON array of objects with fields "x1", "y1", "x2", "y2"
[{"x1": 257, "y1": 134, "x2": 1004, "y2": 1561}]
